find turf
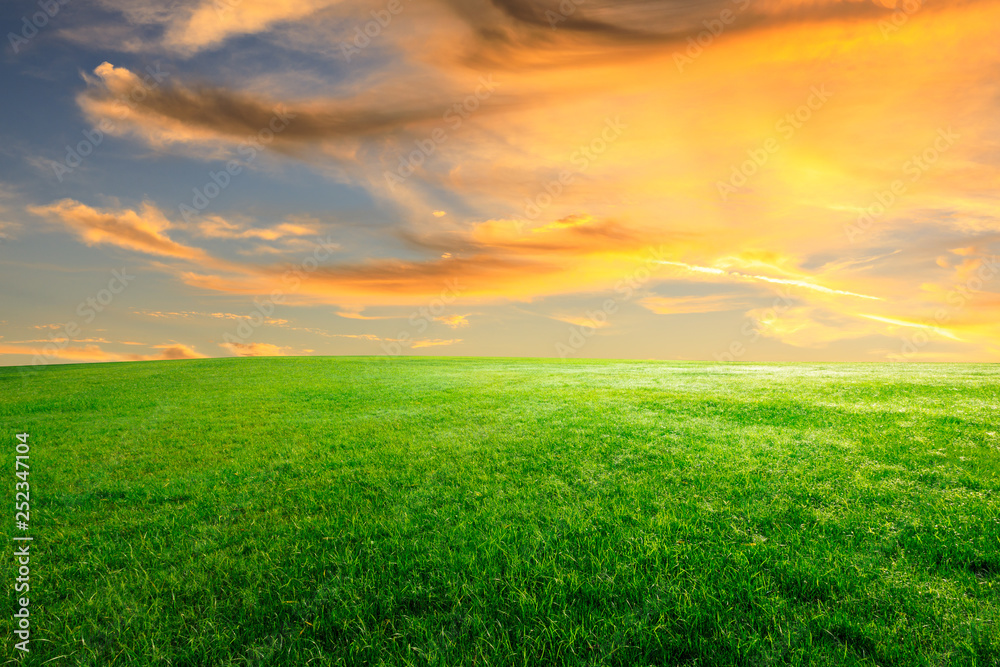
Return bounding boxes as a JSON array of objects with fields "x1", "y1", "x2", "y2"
[{"x1": 1, "y1": 357, "x2": 998, "y2": 666}]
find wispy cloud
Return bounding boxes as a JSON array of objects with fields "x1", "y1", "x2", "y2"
[
  {"x1": 550, "y1": 314, "x2": 610, "y2": 328},
  {"x1": 28, "y1": 199, "x2": 211, "y2": 263},
  {"x1": 411, "y1": 338, "x2": 462, "y2": 349},
  {"x1": 0, "y1": 342, "x2": 205, "y2": 363},
  {"x1": 858, "y1": 314, "x2": 962, "y2": 341},
  {"x1": 640, "y1": 294, "x2": 745, "y2": 315},
  {"x1": 219, "y1": 341, "x2": 302, "y2": 357},
  {"x1": 657, "y1": 261, "x2": 882, "y2": 301},
  {"x1": 435, "y1": 314, "x2": 470, "y2": 328},
  {"x1": 194, "y1": 215, "x2": 319, "y2": 242}
]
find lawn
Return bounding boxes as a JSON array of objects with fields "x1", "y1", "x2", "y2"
[{"x1": 1, "y1": 357, "x2": 997, "y2": 665}]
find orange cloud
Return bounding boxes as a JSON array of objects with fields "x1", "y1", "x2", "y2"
[
  {"x1": 28, "y1": 199, "x2": 210, "y2": 262},
  {"x1": 195, "y1": 215, "x2": 319, "y2": 241},
  {"x1": 162, "y1": 0, "x2": 345, "y2": 55},
  {"x1": 335, "y1": 309, "x2": 401, "y2": 321},
  {"x1": 0, "y1": 344, "x2": 116, "y2": 362},
  {"x1": 411, "y1": 339, "x2": 462, "y2": 349},
  {"x1": 640, "y1": 295, "x2": 746, "y2": 315},
  {"x1": 550, "y1": 314, "x2": 610, "y2": 329},
  {"x1": 151, "y1": 344, "x2": 208, "y2": 360},
  {"x1": 220, "y1": 342, "x2": 298, "y2": 356},
  {"x1": 435, "y1": 314, "x2": 470, "y2": 329},
  {"x1": 0, "y1": 343, "x2": 205, "y2": 364},
  {"x1": 220, "y1": 342, "x2": 281, "y2": 356}
]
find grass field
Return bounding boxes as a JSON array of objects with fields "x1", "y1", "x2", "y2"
[{"x1": 1, "y1": 357, "x2": 998, "y2": 666}]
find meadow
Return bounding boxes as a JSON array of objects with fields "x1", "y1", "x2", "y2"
[{"x1": 1, "y1": 357, "x2": 997, "y2": 665}]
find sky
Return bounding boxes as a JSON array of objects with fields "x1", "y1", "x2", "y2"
[{"x1": 1, "y1": 0, "x2": 998, "y2": 366}]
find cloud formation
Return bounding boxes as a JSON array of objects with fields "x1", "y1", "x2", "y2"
[
  {"x1": 219, "y1": 341, "x2": 295, "y2": 356},
  {"x1": 5, "y1": 0, "x2": 999, "y2": 363},
  {"x1": 29, "y1": 199, "x2": 210, "y2": 262},
  {"x1": 0, "y1": 342, "x2": 205, "y2": 364}
]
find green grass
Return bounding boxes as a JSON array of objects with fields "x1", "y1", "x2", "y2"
[{"x1": 1, "y1": 357, "x2": 998, "y2": 666}]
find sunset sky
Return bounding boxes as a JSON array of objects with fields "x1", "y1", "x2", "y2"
[{"x1": 1, "y1": 0, "x2": 998, "y2": 365}]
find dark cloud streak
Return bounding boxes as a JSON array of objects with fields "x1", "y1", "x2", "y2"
[{"x1": 440, "y1": 0, "x2": 930, "y2": 68}]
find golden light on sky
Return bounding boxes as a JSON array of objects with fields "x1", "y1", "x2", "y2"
[{"x1": 1, "y1": 0, "x2": 998, "y2": 364}]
